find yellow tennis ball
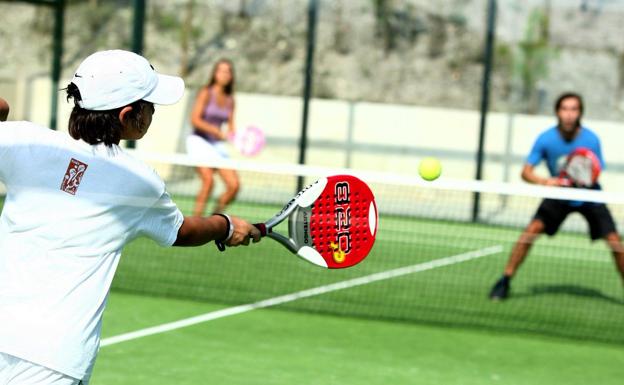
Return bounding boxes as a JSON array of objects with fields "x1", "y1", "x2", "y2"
[{"x1": 418, "y1": 157, "x2": 442, "y2": 181}]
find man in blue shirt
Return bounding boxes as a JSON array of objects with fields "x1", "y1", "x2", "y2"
[{"x1": 489, "y1": 92, "x2": 624, "y2": 300}]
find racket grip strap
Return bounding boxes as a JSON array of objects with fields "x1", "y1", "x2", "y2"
[{"x1": 253, "y1": 223, "x2": 268, "y2": 237}]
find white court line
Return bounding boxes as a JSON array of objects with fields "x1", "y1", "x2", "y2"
[{"x1": 101, "y1": 245, "x2": 503, "y2": 347}]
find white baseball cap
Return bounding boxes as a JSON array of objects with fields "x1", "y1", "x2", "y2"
[{"x1": 71, "y1": 50, "x2": 185, "y2": 111}]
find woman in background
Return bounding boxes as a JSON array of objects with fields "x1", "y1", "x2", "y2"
[{"x1": 188, "y1": 59, "x2": 240, "y2": 215}]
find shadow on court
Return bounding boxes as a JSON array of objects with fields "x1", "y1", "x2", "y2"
[{"x1": 512, "y1": 284, "x2": 624, "y2": 305}]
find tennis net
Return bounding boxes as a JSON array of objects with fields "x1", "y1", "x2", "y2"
[{"x1": 107, "y1": 152, "x2": 624, "y2": 344}]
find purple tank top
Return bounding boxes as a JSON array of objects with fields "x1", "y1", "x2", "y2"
[{"x1": 194, "y1": 87, "x2": 232, "y2": 142}]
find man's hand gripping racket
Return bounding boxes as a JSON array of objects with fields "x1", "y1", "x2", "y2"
[
  {"x1": 255, "y1": 175, "x2": 378, "y2": 269},
  {"x1": 558, "y1": 147, "x2": 601, "y2": 188}
]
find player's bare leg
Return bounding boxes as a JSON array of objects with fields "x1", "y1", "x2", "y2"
[
  {"x1": 193, "y1": 167, "x2": 215, "y2": 216},
  {"x1": 490, "y1": 219, "x2": 545, "y2": 300},
  {"x1": 603, "y1": 232, "x2": 624, "y2": 283},
  {"x1": 214, "y1": 168, "x2": 239, "y2": 213},
  {"x1": 504, "y1": 219, "x2": 545, "y2": 276}
]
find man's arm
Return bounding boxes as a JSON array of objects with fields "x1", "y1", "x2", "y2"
[
  {"x1": 174, "y1": 214, "x2": 261, "y2": 247},
  {"x1": 521, "y1": 164, "x2": 560, "y2": 186},
  {"x1": 523, "y1": 132, "x2": 561, "y2": 186},
  {"x1": 0, "y1": 98, "x2": 9, "y2": 121}
]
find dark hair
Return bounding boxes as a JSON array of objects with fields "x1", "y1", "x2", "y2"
[
  {"x1": 65, "y1": 83, "x2": 152, "y2": 146},
  {"x1": 207, "y1": 59, "x2": 235, "y2": 95},
  {"x1": 554, "y1": 92, "x2": 584, "y2": 115}
]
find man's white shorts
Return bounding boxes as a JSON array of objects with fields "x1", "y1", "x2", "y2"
[{"x1": 0, "y1": 353, "x2": 82, "y2": 385}]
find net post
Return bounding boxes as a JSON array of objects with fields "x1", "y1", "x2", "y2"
[
  {"x1": 297, "y1": 0, "x2": 319, "y2": 192},
  {"x1": 472, "y1": 0, "x2": 497, "y2": 222},
  {"x1": 127, "y1": 0, "x2": 146, "y2": 150},
  {"x1": 49, "y1": 0, "x2": 65, "y2": 131}
]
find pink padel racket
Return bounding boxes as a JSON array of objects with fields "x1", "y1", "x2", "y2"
[
  {"x1": 228, "y1": 125, "x2": 266, "y2": 157},
  {"x1": 254, "y1": 175, "x2": 378, "y2": 269},
  {"x1": 559, "y1": 147, "x2": 601, "y2": 187}
]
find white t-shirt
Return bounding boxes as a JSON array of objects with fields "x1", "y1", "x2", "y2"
[{"x1": 0, "y1": 121, "x2": 184, "y2": 379}]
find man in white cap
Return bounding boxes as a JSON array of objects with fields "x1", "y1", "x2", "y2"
[{"x1": 0, "y1": 50, "x2": 261, "y2": 384}]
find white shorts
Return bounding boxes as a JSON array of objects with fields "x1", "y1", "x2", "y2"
[
  {"x1": 186, "y1": 134, "x2": 230, "y2": 165},
  {"x1": 0, "y1": 353, "x2": 83, "y2": 385}
]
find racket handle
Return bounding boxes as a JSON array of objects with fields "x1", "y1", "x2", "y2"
[{"x1": 254, "y1": 223, "x2": 268, "y2": 236}]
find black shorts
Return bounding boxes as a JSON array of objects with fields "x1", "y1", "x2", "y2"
[{"x1": 534, "y1": 199, "x2": 617, "y2": 240}]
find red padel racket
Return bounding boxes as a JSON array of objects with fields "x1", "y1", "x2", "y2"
[
  {"x1": 254, "y1": 175, "x2": 378, "y2": 269},
  {"x1": 559, "y1": 147, "x2": 601, "y2": 187}
]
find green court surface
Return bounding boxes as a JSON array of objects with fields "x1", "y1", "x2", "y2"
[
  {"x1": 92, "y1": 292, "x2": 624, "y2": 385},
  {"x1": 2, "y1": 191, "x2": 624, "y2": 384},
  {"x1": 94, "y1": 195, "x2": 624, "y2": 384},
  {"x1": 113, "y1": 196, "x2": 624, "y2": 344}
]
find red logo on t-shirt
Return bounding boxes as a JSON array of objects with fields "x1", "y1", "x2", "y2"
[{"x1": 60, "y1": 158, "x2": 88, "y2": 195}]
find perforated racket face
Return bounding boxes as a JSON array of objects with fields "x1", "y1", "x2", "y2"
[
  {"x1": 307, "y1": 175, "x2": 377, "y2": 268},
  {"x1": 233, "y1": 125, "x2": 265, "y2": 156},
  {"x1": 562, "y1": 148, "x2": 601, "y2": 187}
]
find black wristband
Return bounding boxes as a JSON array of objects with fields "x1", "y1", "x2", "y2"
[{"x1": 213, "y1": 213, "x2": 233, "y2": 251}]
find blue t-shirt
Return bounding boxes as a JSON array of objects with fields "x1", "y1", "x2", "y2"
[{"x1": 526, "y1": 125, "x2": 605, "y2": 177}]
